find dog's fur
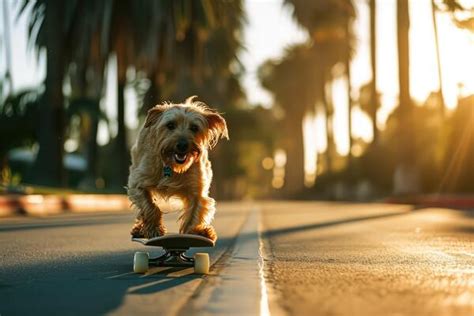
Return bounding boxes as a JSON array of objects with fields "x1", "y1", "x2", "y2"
[{"x1": 127, "y1": 96, "x2": 228, "y2": 241}]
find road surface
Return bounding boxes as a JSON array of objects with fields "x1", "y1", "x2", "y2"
[{"x1": 0, "y1": 201, "x2": 472, "y2": 315}]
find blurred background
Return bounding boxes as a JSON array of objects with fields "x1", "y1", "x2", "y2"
[{"x1": 0, "y1": 0, "x2": 473, "y2": 200}]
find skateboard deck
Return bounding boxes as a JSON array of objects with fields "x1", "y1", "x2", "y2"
[
  {"x1": 132, "y1": 234, "x2": 215, "y2": 274},
  {"x1": 132, "y1": 233, "x2": 215, "y2": 249}
]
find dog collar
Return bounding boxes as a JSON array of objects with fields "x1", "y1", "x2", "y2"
[{"x1": 163, "y1": 166, "x2": 173, "y2": 177}]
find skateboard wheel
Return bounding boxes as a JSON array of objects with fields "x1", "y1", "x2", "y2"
[
  {"x1": 194, "y1": 253, "x2": 210, "y2": 274},
  {"x1": 133, "y1": 252, "x2": 149, "y2": 273}
]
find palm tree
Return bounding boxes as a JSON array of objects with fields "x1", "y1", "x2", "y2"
[
  {"x1": 256, "y1": 1, "x2": 357, "y2": 194},
  {"x1": 119, "y1": 1, "x2": 243, "y2": 188},
  {"x1": 259, "y1": 44, "x2": 323, "y2": 195},
  {"x1": 22, "y1": 0, "x2": 245, "y2": 190},
  {"x1": 397, "y1": 0, "x2": 412, "y2": 143},
  {"x1": 394, "y1": 0, "x2": 419, "y2": 194},
  {"x1": 439, "y1": 0, "x2": 474, "y2": 33},
  {"x1": 344, "y1": 9, "x2": 355, "y2": 162},
  {"x1": 21, "y1": 0, "x2": 68, "y2": 186},
  {"x1": 369, "y1": 0, "x2": 379, "y2": 143},
  {"x1": 22, "y1": 0, "x2": 116, "y2": 187},
  {"x1": 65, "y1": 2, "x2": 111, "y2": 189},
  {"x1": 21, "y1": 0, "x2": 111, "y2": 185},
  {"x1": 431, "y1": 0, "x2": 446, "y2": 117},
  {"x1": 167, "y1": 1, "x2": 246, "y2": 199},
  {"x1": 284, "y1": 0, "x2": 356, "y2": 174}
]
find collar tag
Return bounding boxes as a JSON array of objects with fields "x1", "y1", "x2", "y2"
[{"x1": 163, "y1": 166, "x2": 173, "y2": 177}]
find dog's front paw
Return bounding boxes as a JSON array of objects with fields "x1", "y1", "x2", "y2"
[
  {"x1": 188, "y1": 225, "x2": 217, "y2": 242},
  {"x1": 131, "y1": 220, "x2": 145, "y2": 238},
  {"x1": 143, "y1": 225, "x2": 167, "y2": 239}
]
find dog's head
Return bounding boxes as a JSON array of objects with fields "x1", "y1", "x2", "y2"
[{"x1": 143, "y1": 96, "x2": 228, "y2": 173}]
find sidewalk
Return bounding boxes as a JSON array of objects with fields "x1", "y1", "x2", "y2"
[
  {"x1": 0, "y1": 194, "x2": 131, "y2": 217},
  {"x1": 386, "y1": 194, "x2": 474, "y2": 209},
  {"x1": 2, "y1": 193, "x2": 473, "y2": 218}
]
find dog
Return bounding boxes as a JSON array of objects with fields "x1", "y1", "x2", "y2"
[{"x1": 127, "y1": 96, "x2": 228, "y2": 242}]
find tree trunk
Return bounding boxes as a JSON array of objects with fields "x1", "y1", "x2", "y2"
[
  {"x1": 85, "y1": 63, "x2": 106, "y2": 189},
  {"x1": 283, "y1": 110, "x2": 305, "y2": 197},
  {"x1": 431, "y1": 0, "x2": 446, "y2": 117},
  {"x1": 323, "y1": 81, "x2": 334, "y2": 175},
  {"x1": 81, "y1": 100, "x2": 100, "y2": 189},
  {"x1": 369, "y1": 0, "x2": 378, "y2": 143},
  {"x1": 394, "y1": 0, "x2": 420, "y2": 194},
  {"x1": 345, "y1": 20, "x2": 353, "y2": 162},
  {"x1": 32, "y1": 0, "x2": 65, "y2": 186},
  {"x1": 73, "y1": 59, "x2": 105, "y2": 190}
]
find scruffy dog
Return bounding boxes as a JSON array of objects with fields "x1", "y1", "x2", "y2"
[{"x1": 127, "y1": 96, "x2": 228, "y2": 242}]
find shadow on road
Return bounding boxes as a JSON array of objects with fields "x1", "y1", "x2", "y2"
[
  {"x1": 127, "y1": 267, "x2": 199, "y2": 295},
  {"x1": 263, "y1": 210, "x2": 413, "y2": 238},
  {"x1": 0, "y1": 250, "x2": 204, "y2": 315},
  {"x1": 212, "y1": 207, "x2": 415, "y2": 248}
]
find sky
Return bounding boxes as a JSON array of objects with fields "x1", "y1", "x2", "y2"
[
  {"x1": 239, "y1": 0, "x2": 307, "y2": 106},
  {"x1": 1, "y1": 0, "x2": 474, "y2": 176}
]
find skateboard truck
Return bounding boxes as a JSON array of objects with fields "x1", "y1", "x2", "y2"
[{"x1": 149, "y1": 249, "x2": 194, "y2": 267}]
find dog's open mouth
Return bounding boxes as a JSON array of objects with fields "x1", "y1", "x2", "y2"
[{"x1": 174, "y1": 153, "x2": 188, "y2": 164}]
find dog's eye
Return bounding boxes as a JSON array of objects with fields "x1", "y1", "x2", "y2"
[
  {"x1": 166, "y1": 122, "x2": 176, "y2": 130},
  {"x1": 190, "y1": 124, "x2": 199, "y2": 133}
]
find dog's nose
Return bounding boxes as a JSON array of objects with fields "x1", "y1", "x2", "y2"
[{"x1": 176, "y1": 139, "x2": 189, "y2": 153}]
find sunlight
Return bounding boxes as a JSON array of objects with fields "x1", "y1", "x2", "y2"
[
  {"x1": 303, "y1": 115, "x2": 318, "y2": 186},
  {"x1": 241, "y1": 0, "x2": 307, "y2": 106},
  {"x1": 272, "y1": 149, "x2": 286, "y2": 189},
  {"x1": 261, "y1": 157, "x2": 274, "y2": 170},
  {"x1": 315, "y1": 110, "x2": 327, "y2": 153},
  {"x1": 351, "y1": 109, "x2": 374, "y2": 143},
  {"x1": 436, "y1": 13, "x2": 474, "y2": 109},
  {"x1": 325, "y1": 0, "x2": 474, "y2": 160},
  {"x1": 438, "y1": 112, "x2": 474, "y2": 192},
  {"x1": 332, "y1": 78, "x2": 350, "y2": 156},
  {"x1": 409, "y1": 0, "x2": 474, "y2": 109}
]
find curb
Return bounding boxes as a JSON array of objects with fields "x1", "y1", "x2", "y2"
[{"x1": 0, "y1": 194, "x2": 131, "y2": 217}]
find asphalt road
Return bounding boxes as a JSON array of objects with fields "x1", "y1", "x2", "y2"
[
  {"x1": 261, "y1": 202, "x2": 474, "y2": 316},
  {"x1": 0, "y1": 202, "x2": 473, "y2": 315}
]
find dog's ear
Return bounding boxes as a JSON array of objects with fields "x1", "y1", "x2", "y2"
[
  {"x1": 144, "y1": 105, "x2": 166, "y2": 128},
  {"x1": 205, "y1": 110, "x2": 229, "y2": 147}
]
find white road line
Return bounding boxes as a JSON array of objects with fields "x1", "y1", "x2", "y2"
[
  {"x1": 257, "y1": 207, "x2": 286, "y2": 316},
  {"x1": 181, "y1": 205, "x2": 271, "y2": 315}
]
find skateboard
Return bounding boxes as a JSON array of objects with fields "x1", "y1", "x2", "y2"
[{"x1": 132, "y1": 234, "x2": 215, "y2": 274}]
